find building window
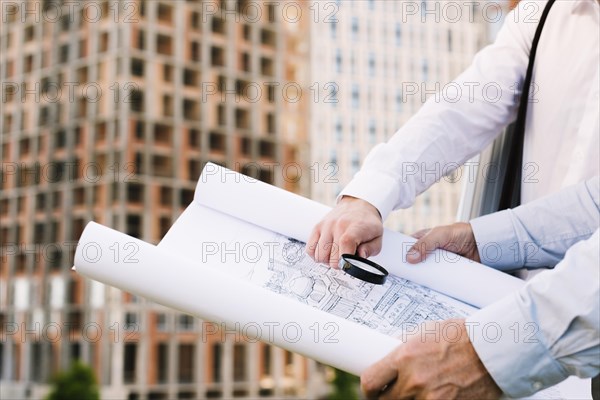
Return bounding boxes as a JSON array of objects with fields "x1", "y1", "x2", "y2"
[
  {"x1": 241, "y1": 52, "x2": 251, "y2": 72},
  {"x1": 260, "y1": 29, "x2": 276, "y2": 47},
  {"x1": 211, "y1": 46, "x2": 225, "y2": 67},
  {"x1": 127, "y1": 183, "x2": 144, "y2": 203},
  {"x1": 58, "y1": 44, "x2": 69, "y2": 63},
  {"x1": 188, "y1": 160, "x2": 201, "y2": 180},
  {"x1": 134, "y1": 153, "x2": 144, "y2": 175},
  {"x1": 242, "y1": 24, "x2": 251, "y2": 40},
  {"x1": 240, "y1": 137, "x2": 252, "y2": 156},
  {"x1": 157, "y1": 3, "x2": 173, "y2": 24},
  {"x1": 34, "y1": 222, "x2": 45, "y2": 244},
  {"x1": 136, "y1": 29, "x2": 145, "y2": 50},
  {"x1": 267, "y1": 4, "x2": 276, "y2": 23},
  {"x1": 162, "y1": 95, "x2": 173, "y2": 117},
  {"x1": 260, "y1": 57, "x2": 274, "y2": 77},
  {"x1": 126, "y1": 214, "x2": 142, "y2": 238},
  {"x1": 351, "y1": 17, "x2": 359, "y2": 41},
  {"x1": 266, "y1": 84, "x2": 276, "y2": 103},
  {"x1": 217, "y1": 104, "x2": 227, "y2": 126},
  {"x1": 368, "y1": 53, "x2": 376, "y2": 77},
  {"x1": 266, "y1": 113, "x2": 275, "y2": 135},
  {"x1": 177, "y1": 314, "x2": 194, "y2": 332},
  {"x1": 262, "y1": 345, "x2": 271, "y2": 376},
  {"x1": 351, "y1": 151, "x2": 360, "y2": 174},
  {"x1": 189, "y1": 129, "x2": 201, "y2": 148},
  {"x1": 183, "y1": 99, "x2": 200, "y2": 121},
  {"x1": 369, "y1": 119, "x2": 377, "y2": 143},
  {"x1": 422, "y1": 59, "x2": 429, "y2": 82},
  {"x1": 74, "y1": 187, "x2": 86, "y2": 205},
  {"x1": 99, "y1": 32, "x2": 109, "y2": 52},
  {"x1": 212, "y1": 343, "x2": 222, "y2": 383},
  {"x1": 156, "y1": 313, "x2": 168, "y2": 331},
  {"x1": 396, "y1": 90, "x2": 403, "y2": 113},
  {"x1": 158, "y1": 65, "x2": 170, "y2": 82},
  {"x1": 183, "y1": 68, "x2": 198, "y2": 86},
  {"x1": 156, "y1": 34, "x2": 173, "y2": 55},
  {"x1": 235, "y1": 108, "x2": 249, "y2": 129},
  {"x1": 191, "y1": 11, "x2": 200, "y2": 29},
  {"x1": 233, "y1": 344, "x2": 247, "y2": 381},
  {"x1": 190, "y1": 42, "x2": 200, "y2": 62},
  {"x1": 24, "y1": 25, "x2": 35, "y2": 41},
  {"x1": 335, "y1": 48, "x2": 342, "y2": 73},
  {"x1": 125, "y1": 312, "x2": 138, "y2": 326},
  {"x1": 152, "y1": 155, "x2": 173, "y2": 178},
  {"x1": 30, "y1": 342, "x2": 43, "y2": 382},
  {"x1": 210, "y1": 132, "x2": 226, "y2": 152},
  {"x1": 259, "y1": 140, "x2": 275, "y2": 158},
  {"x1": 352, "y1": 85, "x2": 360, "y2": 109},
  {"x1": 159, "y1": 216, "x2": 171, "y2": 238},
  {"x1": 180, "y1": 189, "x2": 194, "y2": 207},
  {"x1": 159, "y1": 187, "x2": 172, "y2": 206},
  {"x1": 123, "y1": 343, "x2": 137, "y2": 384},
  {"x1": 135, "y1": 121, "x2": 144, "y2": 139},
  {"x1": 156, "y1": 343, "x2": 168, "y2": 383},
  {"x1": 154, "y1": 124, "x2": 172, "y2": 144},
  {"x1": 178, "y1": 344, "x2": 195, "y2": 383},
  {"x1": 130, "y1": 90, "x2": 144, "y2": 112},
  {"x1": 335, "y1": 119, "x2": 343, "y2": 142},
  {"x1": 131, "y1": 58, "x2": 144, "y2": 77},
  {"x1": 212, "y1": 16, "x2": 226, "y2": 34}
]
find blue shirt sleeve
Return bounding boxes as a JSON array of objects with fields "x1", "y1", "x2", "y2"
[
  {"x1": 465, "y1": 177, "x2": 599, "y2": 397},
  {"x1": 469, "y1": 177, "x2": 599, "y2": 271},
  {"x1": 466, "y1": 229, "x2": 600, "y2": 397}
]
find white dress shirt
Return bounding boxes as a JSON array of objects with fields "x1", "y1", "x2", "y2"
[
  {"x1": 337, "y1": 0, "x2": 600, "y2": 396},
  {"x1": 340, "y1": 0, "x2": 600, "y2": 219},
  {"x1": 467, "y1": 177, "x2": 599, "y2": 397}
]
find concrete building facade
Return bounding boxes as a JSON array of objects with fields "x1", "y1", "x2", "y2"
[{"x1": 0, "y1": 1, "x2": 326, "y2": 399}]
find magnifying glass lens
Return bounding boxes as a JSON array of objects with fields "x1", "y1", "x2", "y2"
[{"x1": 346, "y1": 259, "x2": 385, "y2": 275}]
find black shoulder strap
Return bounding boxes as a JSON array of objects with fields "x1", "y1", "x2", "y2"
[{"x1": 497, "y1": 0, "x2": 557, "y2": 210}]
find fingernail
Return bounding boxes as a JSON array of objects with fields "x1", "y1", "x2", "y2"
[{"x1": 406, "y1": 249, "x2": 420, "y2": 262}]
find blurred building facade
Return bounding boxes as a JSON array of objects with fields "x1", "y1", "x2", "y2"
[
  {"x1": 0, "y1": 0, "x2": 325, "y2": 399},
  {"x1": 0, "y1": 1, "x2": 498, "y2": 399},
  {"x1": 309, "y1": 0, "x2": 490, "y2": 232}
]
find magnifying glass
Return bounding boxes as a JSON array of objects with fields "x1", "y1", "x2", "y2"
[{"x1": 339, "y1": 254, "x2": 389, "y2": 285}]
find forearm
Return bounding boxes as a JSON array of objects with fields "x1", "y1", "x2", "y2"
[{"x1": 470, "y1": 177, "x2": 599, "y2": 270}]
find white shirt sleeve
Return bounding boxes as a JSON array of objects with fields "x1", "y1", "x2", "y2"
[{"x1": 339, "y1": 1, "x2": 544, "y2": 220}]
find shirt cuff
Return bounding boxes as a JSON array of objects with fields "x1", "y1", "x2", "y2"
[
  {"x1": 338, "y1": 170, "x2": 402, "y2": 221},
  {"x1": 466, "y1": 294, "x2": 569, "y2": 398},
  {"x1": 470, "y1": 210, "x2": 521, "y2": 270}
]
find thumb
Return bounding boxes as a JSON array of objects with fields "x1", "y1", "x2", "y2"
[
  {"x1": 357, "y1": 236, "x2": 383, "y2": 259},
  {"x1": 406, "y1": 227, "x2": 448, "y2": 264}
]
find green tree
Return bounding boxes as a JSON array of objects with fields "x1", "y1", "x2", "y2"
[
  {"x1": 328, "y1": 368, "x2": 360, "y2": 400},
  {"x1": 46, "y1": 361, "x2": 100, "y2": 400}
]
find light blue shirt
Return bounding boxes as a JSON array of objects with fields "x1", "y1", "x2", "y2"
[{"x1": 467, "y1": 177, "x2": 599, "y2": 397}]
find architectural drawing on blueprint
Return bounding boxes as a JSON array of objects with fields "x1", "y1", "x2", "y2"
[{"x1": 248, "y1": 235, "x2": 477, "y2": 337}]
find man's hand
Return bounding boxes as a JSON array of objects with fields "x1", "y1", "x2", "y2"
[
  {"x1": 407, "y1": 222, "x2": 481, "y2": 264},
  {"x1": 307, "y1": 196, "x2": 383, "y2": 269},
  {"x1": 360, "y1": 319, "x2": 502, "y2": 400}
]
